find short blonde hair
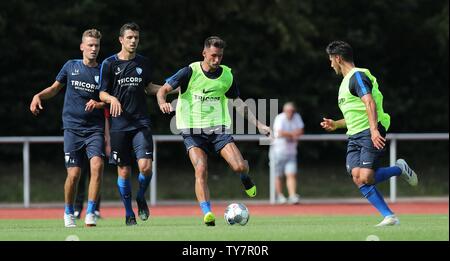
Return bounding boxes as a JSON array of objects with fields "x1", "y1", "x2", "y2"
[{"x1": 82, "y1": 29, "x2": 102, "y2": 41}]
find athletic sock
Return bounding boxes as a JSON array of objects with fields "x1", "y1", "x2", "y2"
[
  {"x1": 64, "y1": 204, "x2": 74, "y2": 215},
  {"x1": 137, "y1": 173, "x2": 152, "y2": 200},
  {"x1": 117, "y1": 177, "x2": 134, "y2": 217},
  {"x1": 359, "y1": 184, "x2": 394, "y2": 217},
  {"x1": 374, "y1": 166, "x2": 402, "y2": 184},
  {"x1": 240, "y1": 173, "x2": 254, "y2": 190},
  {"x1": 86, "y1": 200, "x2": 96, "y2": 215},
  {"x1": 200, "y1": 201, "x2": 212, "y2": 215}
]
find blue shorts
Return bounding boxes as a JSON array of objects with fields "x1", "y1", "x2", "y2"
[
  {"x1": 181, "y1": 132, "x2": 234, "y2": 155},
  {"x1": 109, "y1": 127, "x2": 153, "y2": 166},
  {"x1": 346, "y1": 124, "x2": 386, "y2": 175},
  {"x1": 64, "y1": 129, "x2": 105, "y2": 168}
]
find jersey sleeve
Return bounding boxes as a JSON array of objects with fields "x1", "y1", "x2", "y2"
[
  {"x1": 349, "y1": 72, "x2": 373, "y2": 98},
  {"x1": 55, "y1": 61, "x2": 70, "y2": 84},
  {"x1": 99, "y1": 59, "x2": 112, "y2": 93},
  {"x1": 165, "y1": 66, "x2": 192, "y2": 93},
  {"x1": 225, "y1": 79, "x2": 240, "y2": 99}
]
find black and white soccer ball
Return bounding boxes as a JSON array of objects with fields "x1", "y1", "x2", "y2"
[{"x1": 224, "y1": 203, "x2": 250, "y2": 226}]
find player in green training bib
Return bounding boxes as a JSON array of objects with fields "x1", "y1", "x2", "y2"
[
  {"x1": 321, "y1": 41, "x2": 419, "y2": 227},
  {"x1": 157, "y1": 36, "x2": 272, "y2": 226}
]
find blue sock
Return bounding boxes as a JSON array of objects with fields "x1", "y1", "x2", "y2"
[
  {"x1": 64, "y1": 204, "x2": 74, "y2": 215},
  {"x1": 137, "y1": 173, "x2": 152, "y2": 200},
  {"x1": 86, "y1": 200, "x2": 96, "y2": 214},
  {"x1": 200, "y1": 201, "x2": 212, "y2": 215},
  {"x1": 117, "y1": 177, "x2": 134, "y2": 217},
  {"x1": 359, "y1": 184, "x2": 394, "y2": 217},
  {"x1": 374, "y1": 166, "x2": 402, "y2": 184}
]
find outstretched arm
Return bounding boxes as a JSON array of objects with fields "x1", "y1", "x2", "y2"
[
  {"x1": 29, "y1": 81, "x2": 64, "y2": 116},
  {"x1": 234, "y1": 97, "x2": 272, "y2": 137},
  {"x1": 146, "y1": 82, "x2": 179, "y2": 96},
  {"x1": 320, "y1": 118, "x2": 346, "y2": 132},
  {"x1": 145, "y1": 82, "x2": 162, "y2": 95}
]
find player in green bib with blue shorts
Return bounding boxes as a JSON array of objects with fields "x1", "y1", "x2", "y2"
[
  {"x1": 157, "y1": 36, "x2": 272, "y2": 226},
  {"x1": 321, "y1": 41, "x2": 418, "y2": 227}
]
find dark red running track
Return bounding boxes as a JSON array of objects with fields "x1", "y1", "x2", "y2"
[{"x1": 0, "y1": 202, "x2": 447, "y2": 219}]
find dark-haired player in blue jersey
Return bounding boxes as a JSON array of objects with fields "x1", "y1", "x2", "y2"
[
  {"x1": 99, "y1": 22, "x2": 161, "y2": 226},
  {"x1": 30, "y1": 29, "x2": 105, "y2": 228}
]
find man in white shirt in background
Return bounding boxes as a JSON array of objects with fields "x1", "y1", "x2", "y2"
[{"x1": 270, "y1": 102, "x2": 305, "y2": 204}]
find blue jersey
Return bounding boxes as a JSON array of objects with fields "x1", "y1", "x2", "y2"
[
  {"x1": 99, "y1": 54, "x2": 152, "y2": 131},
  {"x1": 56, "y1": 59, "x2": 104, "y2": 132}
]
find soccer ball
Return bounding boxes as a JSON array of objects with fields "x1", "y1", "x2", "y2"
[{"x1": 224, "y1": 203, "x2": 250, "y2": 226}]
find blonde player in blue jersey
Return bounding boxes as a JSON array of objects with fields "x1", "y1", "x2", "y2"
[
  {"x1": 321, "y1": 41, "x2": 418, "y2": 226},
  {"x1": 30, "y1": 29, "x2": 105, "y2": 228},
  {"x1": 157, "y1": 36, "x2": 272, "y2": 226}
]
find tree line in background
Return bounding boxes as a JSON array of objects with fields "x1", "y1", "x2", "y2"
[{"x1": 0, "y1": 0, "x2": 448, "y2": 137}]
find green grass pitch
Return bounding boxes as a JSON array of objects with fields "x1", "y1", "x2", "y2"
[{"x1": 0, "y1": 214, "x2": 447, "y2": 241}]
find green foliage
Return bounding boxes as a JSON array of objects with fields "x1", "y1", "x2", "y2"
[{"x1": 0, "y1": 0, "x2": 448, "y2": 137}]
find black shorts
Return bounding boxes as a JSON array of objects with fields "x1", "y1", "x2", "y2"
[
  {"x1": 346, "y1": 124, "x2": 386, "y2": 175},
  {"x1": 181, "y1": 132, "x2": 234, "y2": 155},
  {"x1": 109, "y1": 127, "x2": 153, "y2": 166},
  {"x1": 63, "y1": 129, "x2": 104, "y2": 168}
]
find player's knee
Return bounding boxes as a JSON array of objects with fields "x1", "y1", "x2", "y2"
[
  {"x1": 194, "y1": 163, "x2": 208, "y2": 175},
  {"x1": 90, "y1": 157, "x2": 103, "y2": 171},
  {"x1": 117, "y1": 167, "x2": 131, "y2": 179},
  {"x1": 139, "y1": 164, "x2": 152, "y2": 174},
  {"x1": 358, "y1": 176, "x2": 374, "y2": 185},
  {"x1": 233, "y1": 160, "x2": 249, "y2": 173},
  {"x1": 351, "y1": 171, "x2": 363, "y2": 186},
  {"x1": 352, "y1": 176, "x2": 360, "y2": 185},
  {"x1": 67, "y1": 168, "x2": 80, "y2": 180},
  {"x1": 67, "y1": 173, "x2": 80, "y2": 184},
  {"x1": 138, "y1": 158, "x2": 152, "y2": 174}
]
